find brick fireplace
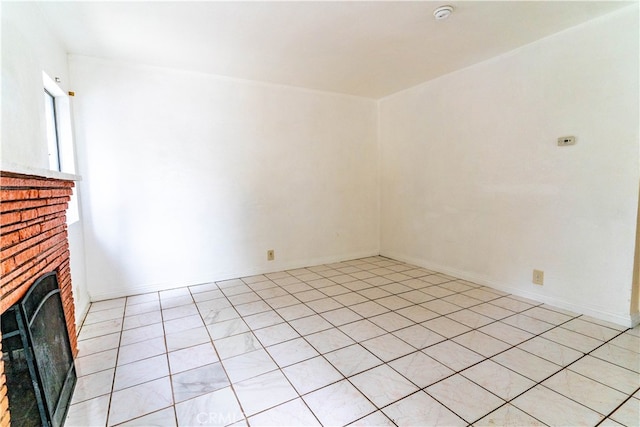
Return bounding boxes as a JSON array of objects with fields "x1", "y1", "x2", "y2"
[{"x1": 0, "y1": 168, "x2": 80, "y2": 426}]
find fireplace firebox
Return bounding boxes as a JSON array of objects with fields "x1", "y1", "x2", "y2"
[{"x1": 1, "y1": 272, "x2": 76, "y2": 427}]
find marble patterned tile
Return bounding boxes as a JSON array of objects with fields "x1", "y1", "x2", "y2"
[
  {"x1": 592, "y1": 343, "x2": 640, "y2": 373},
  {"x1": 478, "y1": 321, "x2": 534, "y2": 345},
  {"x1": 375, "y1": 295, "x2": 414, "y2": 310},
  {"x1": 348, "y1": 411, "x2": 395, "y2": 426},
  {"x1": 114, "y1": 354, "x2": 169, "y2": 391},
  {"x1": 206, "y1": 318, "x2": 249, "y2": 340},
  {"x1": 78, "y1": 318, "x2": 123, "y2": 341},
  {"x1": 511, "y1": 385, "x2": 603, "y2": 426},
  {"x1": 426, "y1": 374, "x2": 504, "y2": 423},
  {"x1": 305, "y1": 328, "x2": 355, "y2": 353},
  {"x1": 83, "y1": 306, "x2": 125, "y2": 325},
  {"x1": 124, "y1": 300, "x2": 161, "y2": 317},
  {"x1": 501, "y1": 313, "x2": 554, "y2": 334},
  {"x1": 227, "y1": 291, "x2": 261, "y2": 306},
  {"x1": 214, "y1": 331, "x2": 262, "y2": 359},
  {"x1": 200, "y1": 306, "x2": 240, "y2": 325},
  {"x1": 248, "y1": 398, "x2": 320, "y2": 427},
  {"x1": 360, "y1": 333, "x2": 415, "y2": 362},
  {"x1": 233, "y1": 370, "x2": 298, "y2": 416},
  {"x1": 489, "y1": 296, "x2": 534, "y2": 313},
  {"x1": 305, "y1": 297, "x2": 344, "y2": 313},
  {"x1": 75, "y1": 348, "x2": 118, "y2": 377},
  {"x1": 161, "y1": 295, "x2": 195, "y2": 310},
  {"x1": 422, "y1": 316, "x2": 471, "y2": 338},
  {"x1": 166, "y1": 326, "x2": 211, "y2": 352},
  {"x1": 283, "y1": 356, "x2": 343, "y2": 394},
  {"x1": 492, "y1": 347, "x2": 561, "y2": 382},
  {"x1": 162, "y1": 303, "x2": 199, "y2": 321},
  {"x1": 351, "y1": 364, "x2": 418, "y2": 408},
  {"x1": 253, "y1": 322, "x2": 299, "y2": 346},
  {"x1": 320, "y1": 307, "x2": 363, "y2": 326},
  {"x1": 392, "y1": 324, "x2": 445, "y2": 349},
  {"x1": 470, "y1": 303, "x2": 516, "y2": 320},
  {"x1": 168, "y1": 342, "x2": 219, "y2": 374},
  {"x1": 609, "y1": 332, "x2": 640, "y2": 353},
  {"x1": 117, "y1": 336, "x2": 166, "y2": 366},
  {"x1": 382, "y1": 391, "x2": 466, "y2": 427},
  {"x1": 117, "y1": 407, "x2": 176, "y2": 426},
  {"x1": 108, "y1": 377, "x2": 173, "y2": 426},
  {"x1": 267, "y1": 337, "x2": 320, "y2": 367},
  {"x1": 71, "y1": 368, "x2": 114, "y2": 404},
  {"x1": 389, "y1": 351, "x2": 454, "y2": 387},
  {"x1": 452, "y1": 330, "x2": 511, "y2": 358},
  {"x1": 222, "y1": 348, "x2": 278, "y2": 383},
  {"x1": 541, "y1": 326, "x2": 603, "y2": 353},
  {"x1": 543, "y1": 369, "x2": 628, "y2": 415},
  {"x1": 368, "y1": 311, "x2": 415, "y2": 332},
  {"x1": 192, "y1": 288, "x2": 226, "y2": 303},
  {"x1": 171, "y1": 362, "x2": 230, "y2": 403},
  {"x1": 461, "y1": 359, "x2": 535, "y2": 400},
  {"x1": 569, "y1": 355, "x2": 640, "y2": 394},
  {"x1": 242, "y1": 310, "x2": 284, "y2": 329},
  {"x1": 303, "y1": 379, "x2": 376, "y2": 426},
  {"x1": 289, "y1": 314, "x2": 333, "y2": 335},
  {"x1": 77, "y1": 332, "x2": 121, "y2": 357},
  {"x1": 421, "y1": 299, "x2": 461, "y2": 315},
  {"x1": 65, "y1": 394, "x2": 111, "y2": 427},
  {"x1": 422, "y1": 340, "x2": 484, "y2": 371},
  {"x1": 91, "y1": 298, "x2": 127, "y2": 312},
  {"x1": 120, "y1": 323, "x2": 165, "y2": 346},
  {"x1": 175, "y1": 386, "x2": 243, "y2": 427},
  {"x1": 164, "y1": 314, "x2": 205, "y2": 334},
  {"x1": 610, "y1": 397, "x2": 640, "y2": 426},
  {"x1": 350, "y1": 301, "x2": 390, "y2": 317},
  {"x1": 475, "y1": 404, "x2": 546, "y2": 426},
  {"x1": 516, "y1": 336, "x2": 583, "y2": 366},
  {"x1": 339, "y1": 319, "x2": 387, "y2": 342},
  {"x1": 446, "y1": 309, "x2": 494, "y2": 329},
  {"x1": 276, "y1": 303, "x2": 315, "y2": 321},
  {"x1": 395, "y1": 305, "x2": 439, "y2": 323},
  {"x1": 324, "y1": 344, "x2": 383, "y2": 377},
  {"x1": 332, "y1": 291, "x2": 369, "y2": 306},
  {"x1": 122, "y1": 310, "x2": 163, "y2": 330},
  {"x1": 522, "y1": 306, "x2": 574, "y2": 325},
  {"x1": 560, "y1": 318, "x2": 621, "y2": 341},
  {"x1": 237, "y1": 300, "x2": 277, "y2": 316},
  {"x1": 126, "y1": 293, "x2": 159, "y2": 306},
  {"x1": 396, "y1": 290, "x2": 434, "y2": 304}
]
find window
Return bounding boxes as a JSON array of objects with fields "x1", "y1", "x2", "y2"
[
  {"x1": 44, "y1": 89, "x2": 61, "y2": 171},
  {"x1": 42, "y1": 72, "x2": 79, "y2": 224}
]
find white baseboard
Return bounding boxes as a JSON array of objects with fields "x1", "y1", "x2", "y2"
[
  {"x1": 88, "y1": 250, "x2": 380, "y2": 302},
  {"x1": 381, "y1": 250, "x2": 637, "y2": 328}
]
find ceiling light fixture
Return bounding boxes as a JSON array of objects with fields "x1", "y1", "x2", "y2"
[{"x1": 433, "y1": 5, "x2": 454, "y2": 21}]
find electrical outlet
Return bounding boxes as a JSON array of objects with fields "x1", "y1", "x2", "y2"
[
  {"x1": 532, "y1": 269, "x2": 544, "y2": 285},
  {"x1": 267, "y1": 250, "x2": 275, "y2": 261},
  {"x1": 557, "y1": 136, "x2": 576, "y2": 146}
]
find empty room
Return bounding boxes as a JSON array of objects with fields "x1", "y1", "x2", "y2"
[{"x1": 1, "y1": 1, "x2": 639, "y2": 426}]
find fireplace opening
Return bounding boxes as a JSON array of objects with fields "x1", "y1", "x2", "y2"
[{"x1": 1, "y1": 272, "x2": 76, "y2": 427}]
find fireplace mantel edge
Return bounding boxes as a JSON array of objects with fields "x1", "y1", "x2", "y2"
[{"x1": 1, "y1": 161, "x2": 82, "y2": 182}]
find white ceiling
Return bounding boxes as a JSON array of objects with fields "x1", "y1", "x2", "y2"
[{"x1": 37, "y1": 1, "x2": 633, "y2": 99}]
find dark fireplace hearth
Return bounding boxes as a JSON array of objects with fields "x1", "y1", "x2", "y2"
[{"x1": 1, "y1": 272, "x2": 76, "y2": 427}]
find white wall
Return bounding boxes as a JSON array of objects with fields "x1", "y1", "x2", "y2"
[
  {"x1": 70, "y1": 56, "x2": 379, "y2": 300},
  {"x1": 380, "y1": 6, "x2": 639, "y2": 326},
  {"x1": 1, "y1": 2, "x2": 90, "y2": 325}
]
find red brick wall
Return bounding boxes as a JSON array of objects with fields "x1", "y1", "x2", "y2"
[{"x1": 0, "y1": 171, "x2": 79, "y2": 426}]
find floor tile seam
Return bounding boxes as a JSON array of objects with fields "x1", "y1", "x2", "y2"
[
  {"x1": 102, "y1": 297, "x2": 127, "y2": 427},
  {"x1": 556, "y1": 314, "x2": 630, "y2": 343},
  {"x1": 421, "y1": 386, "x2": 501, "y2": 426},
  {"x1": 189, "y1": 285, "x2": 252, "y2": 426},
  {"x1": 596, "y1": 386, "x2": 640, "y2": 427},
  {"x1": 536, "y1": 380, "x2": 632, "y2": 419}
]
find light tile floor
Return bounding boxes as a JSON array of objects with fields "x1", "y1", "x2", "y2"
[{"x1": 65, "y1": 256, "x2": 640, "y2": 426}]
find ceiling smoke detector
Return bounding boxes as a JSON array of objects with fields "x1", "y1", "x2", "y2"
[{"x1": 433, "y1": 5, "x2": 454, "y2": 20}]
